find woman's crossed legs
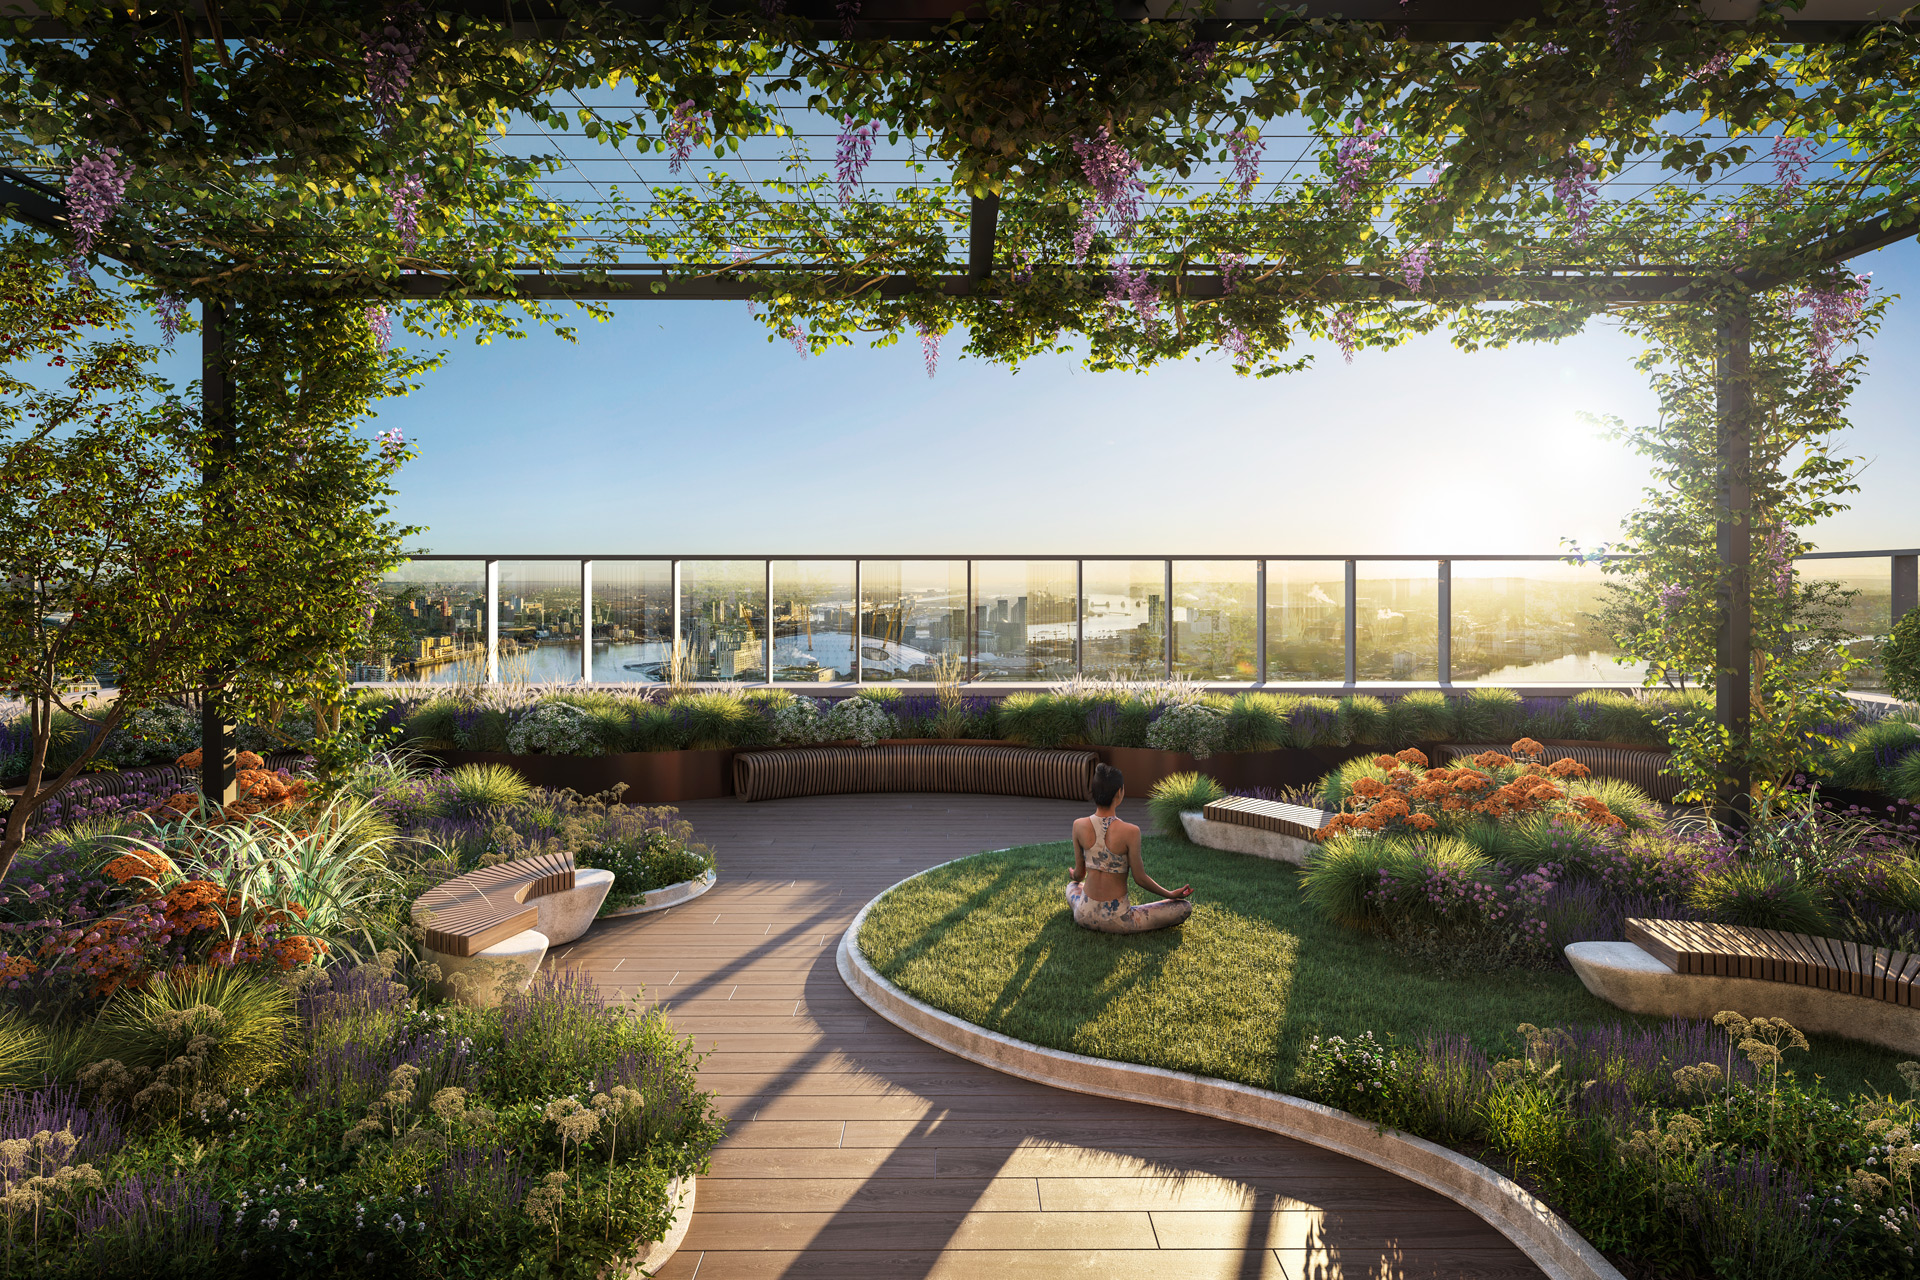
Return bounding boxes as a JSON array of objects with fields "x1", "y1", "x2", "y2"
[{"x1": 1066, "y1": 879, "x2": 1191, "y2": 934}]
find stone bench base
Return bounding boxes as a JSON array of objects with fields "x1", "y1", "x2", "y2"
[
  {"x1": 1179, "y1": 811, "x2": 1314, "y2": 865},
  {"x1": 1566, "y1": 940, "x2": 1920, "y2": 1056},
  {"x1": 533, "y1": 867, "x2": 614, "y2": 945},
  {"x1": 427, "y1": 927, "x2": 549, "y2": 1007}
]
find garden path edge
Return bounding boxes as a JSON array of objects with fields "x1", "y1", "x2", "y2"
[{"x1": 836, "y1": 867, "x2": 1626, "y2": 1280}]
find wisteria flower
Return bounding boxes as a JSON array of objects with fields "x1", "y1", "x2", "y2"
[
  {"x1": 154, "y1": 293, "x2": 190, "y2": 345},
  {"x1": 1331, "y1": 309, "x2": 1357, "y2": 363},
  {"x1": 1771, "y1": 135, "x2": 1814, "y2": 194},
  {"x1": 391, "y1": 173, "x2": 426, "y2": 254},
  {"x1": 1334, "y1": 131, "x2": 1383, "y2": 210},
  {"x1": 1798, "y1": 273, "x2": 1870, "y2": 378},
  {"x1": 1072, "y1": 127, "x2": 1145, "y2": 259},
  {"x1": 65, "y1": 148, "x2": 128, "y2": 273},
  {"x1": 362, "y1": 3, "x2": 425, "y2": 136},
  {"x1": 1400, "y1": 242, "x2": 1433, "y2": 294},
  {"x1": 1226, "y1": 129, "x2": 1264, "y2": 199},
  {"x1": 366, "y1": 306, "x2": 392, "y2": 351},
  {"x1": 1554, "y1": 148, "x2": 1602, "y2": 244},
  {"x1": 914, "y1": 320, "x2": 940, "y2": 378},
  {"x1": 835, "y1": 118, "x2": 879, "y2": 204},
  {"x1": 665, "y1": 101, "x2": 708, "y2": 175}
]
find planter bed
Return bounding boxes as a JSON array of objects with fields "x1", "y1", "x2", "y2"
[
  {"x1": 603, "y1": 868, "x2": 717, "y2": 918},
  {"x1": 429, "y1": 746, "x2": 739, "y2": 802}
]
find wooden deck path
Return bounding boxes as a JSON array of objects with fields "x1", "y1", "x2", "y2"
[{"x1": 551, "y1": 793, "x2": 1545, "y2": 1280}]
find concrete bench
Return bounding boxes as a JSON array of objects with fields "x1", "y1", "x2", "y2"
[
  {"x1": 1438, "y1": 742, "x2": 1679, "y2": 802},
  {"x1": 733, "y1": 745, "x2": 1098, "y2": 804},
  {"x1": 1181, "y1": 797, "x2": 1331, "y2": 865},
  {"x1": 1566, "y1": 917, "x2": 1920, "y2": 1055},
  {"x1": 411, "y1": 852, "x2": 613, "y2": 1005}
]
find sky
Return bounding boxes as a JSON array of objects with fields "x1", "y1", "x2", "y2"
[{"x1": 342, "y1": 236, "x2": 1918, "y2": 562}]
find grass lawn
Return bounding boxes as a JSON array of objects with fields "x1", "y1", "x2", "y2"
[{"x1": 858, "y1": 837, "x2": 1909, "y2": 1097}]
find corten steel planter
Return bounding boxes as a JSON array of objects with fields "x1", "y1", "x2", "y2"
[{"x1": 429, "y1": 748, "x2": 739, "y2": 803}]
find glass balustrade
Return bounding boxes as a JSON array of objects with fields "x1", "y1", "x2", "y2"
[{"x1": 860, "y1": 560, "x2": 969, "y2": 682}]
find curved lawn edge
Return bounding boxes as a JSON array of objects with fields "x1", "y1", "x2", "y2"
[
  {"x1": 613, "y1": 1174, "x2": 695, "y2": 1278},
  {"x1": 602, "y1": 869, "x2": 717, "y2": 919},
  {"x1": 838, "y1": 866, "x2": 1626, "y2": 1280}
]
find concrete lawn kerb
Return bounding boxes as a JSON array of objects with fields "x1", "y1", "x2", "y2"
[{"x1": 837, "y1": 869, "x2": 1626, "y2": 1280}]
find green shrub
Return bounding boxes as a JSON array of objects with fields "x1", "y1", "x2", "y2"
[
  {"x1": 1465, "y1": 812, "x2": 1619, "y2": 875},
  {"x1": 97, "y1": 967, "x2": 296, "y2": 1096},
  {"x1": 854, "y1": 685, "x2": 902, "y2": 704},
  {"x1": 667, "y1": 691, "x2": 763, "y2": 749},
  {"x1": 1565, "y1": 776, "x2": 1662, "y2": 832},
  {"x1": 1821, "y1": 716, "x2": 1920, "y2": 791},
  {"x1": 401, "y1": 697, "x2": 463, "y2": 749},
  {"x1": 1221, "y1": 693, "x2": 1290, "y2": 752},
  {"x1": 1337, "y1": 695, "x2": 1391, "y2": 745},
  {"x1": 1888, "y1": 749, "x2": 1920, "y2": 804},
  {"x1": 1395, "y1": 690, "x2": 1454, "y2": 742},
  {"x1": 623, "y1": 701, "x2": 683, "y2": 752},
  {"x1": 580, "y1": 825, "x2": 717, "y2": 912},
  {"x1": 1690, "y1": 860, "x2": 1835, "y2": 934},
  {"x1": 1318, "y1": 755, "x2": 1391, "y2": 811},
  {"x1": 1299, "y1": 833, "x2": 1398, "y2": 927},
  {"x1": 1000, "y1": 692, "x2": 1085, "y2": 748},
  {"x1": 1885, "y1": 607, "x2": 1920, "y2": 703},
  {"x1": 443, "y1": 763, "x2": 534, "y2": 817},
  {"x1": 0, "y1": 1009, "x2": 48, "y2": 1089},
  {"x1": 1452, "y1": 687, "x2": 1524, "y2": 742},
  {"x1": 1290, "y1": 696, "x2": 1344, "y2": 747},
  {"x1": 1146, "y1": 772, "x2": 1225, "y2": 837}
]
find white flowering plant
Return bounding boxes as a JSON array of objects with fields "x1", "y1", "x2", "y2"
[
  {"x1": 768, "y1": 696, "x2": 827, "y2": 746},
  {"x1": 825, "y1": 698, "x2": 896, "y2": 748},
  {"x1": 505, "y1": 700, "x2": 607, "y2": 757},
  {"x1": 1145, "y1": 702, "x2": 1228, "y2": 759}
]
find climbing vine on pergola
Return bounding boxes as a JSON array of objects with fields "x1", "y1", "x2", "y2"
[{"x1": 2, "y1": 0, "x2": 1917, "y2": 817}]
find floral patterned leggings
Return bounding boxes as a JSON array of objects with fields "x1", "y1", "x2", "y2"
[{"x1": 1066, "y1": 879, "x2": 1192, "y2": 935}]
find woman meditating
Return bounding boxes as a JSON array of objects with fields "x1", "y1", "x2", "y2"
[{"x1": 1066, "y1": 764, "x2": 1193, "y2": 934}]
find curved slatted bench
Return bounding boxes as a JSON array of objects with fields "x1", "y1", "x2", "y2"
[
  {"x1": 733, "y1": 745, "x2": 1098, "y2": 804},
  {"x1": 411, "y1": 852, "x2": 613, "y2": 1005},
  {"x1": 1179, "y1": 796, "x2": 1332, "y2": 864},
  {"x1": 1439, "y1": 742, "x2": 1679, "y2": 802},
  {"x1": 1567, "y1": 917, "x2": 1920, "y2": 1055}
]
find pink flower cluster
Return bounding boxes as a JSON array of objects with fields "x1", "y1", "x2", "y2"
[
  {"x1": 391, "y1": 173, "x2": 426, "y2": 254},
  {"x1": 1334, "y1": 131, "x2": 1383, "y2": 210},
  {"x1": 835, "y1": 118, "x2": 879, "y2": 204},
  {"x1": 65, "y1": 148, "x2": 128, "y2": 270},
  {"x1": 1658, "y1": 582, "x2": 1691, "y2": 611},
  {"x1": 1331, "y1": 308, "x2": 1357, "y2": 363},
  {"x1": 1226, "y1": 129, "x2": 1264, "y2": 199},
  {"x1": 915, "y1": 320, "x2": 940, "y2": 378},
  {"x1": 1554, "y1": 149, "x2": 1602, "y2": 244},
  {"x1": 1400, "y1": 242, "x2": 1433, "y2": 295},
  {"x1": 154, "y1": 293, "x2": 190, "y2": 344},
  {"x1": 1771, "y1": 135, "x2": 1814, "y2": 194},
  {"x1": 666, "y1": 101, "x2": 708, "y2": 175},
  {"x1": 366, "y1": 305, "x2": 392, "y2": 351},
  {"x1": 1107, "y1": 257, "x2": 1160, "y2": 339},
  {"x1": 1798, "y1": 273, "x2": 1870, "y2": 378},
  {"x1": 1071, "y1": 127, "x2": 1145, "y2": 260},
  {"x1": 1222, "y1": 326, "x2": 1254, "y2": 368},
  {"x1": 362, "y1": 3, "x2": 425, "y2": 136}
]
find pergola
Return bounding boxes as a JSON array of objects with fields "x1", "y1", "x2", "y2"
[{"x1": 2, "y1": 0, "x2": 1915, "y2": 818}]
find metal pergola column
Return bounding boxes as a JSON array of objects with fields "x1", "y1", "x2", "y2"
[
  {"x1": 198, "y1": 299, "x2": 239, "y2": 809},
  {"x1": 1715, "y1": 306, "x2": 1755, "y2": 825}
]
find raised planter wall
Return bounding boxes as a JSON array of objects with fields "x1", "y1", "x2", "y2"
[
  {"x1": 430, "y1": 747, "x2": 738, "y2": 802},
  {"x1": 1095, "y1": 743, "x2": 1429, "y2": 795}
]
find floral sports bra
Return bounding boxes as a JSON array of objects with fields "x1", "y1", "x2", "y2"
[{"x1": 1084, "y1": 815, "x2": 1130, "y2": 876}]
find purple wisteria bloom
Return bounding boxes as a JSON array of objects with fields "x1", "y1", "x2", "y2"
[
  {"x1": 391, "y1": 173, "x2": 425, "y2": 254},
  {"x1": 835, "y1": 118, "x2": 879, "y2": 204},
  {"x1": 915, "y1": 320, "x2": 940, "y2": 378},
  {"x1": 1226, "y1": 129, "x2": 1264, "y2": 199},
  {"x1": 1554, "y1": 149, "x2": 1602, "y2": 244},
  {"x1": 665, "y1": 101, "x2": 707, "y2": 174},
  {"x1": 1334, "y1": 131, "x2": 1383, "y2": 210},
  {"x1": 65, "y1": 148, "x2": 128, "y2": 276}
]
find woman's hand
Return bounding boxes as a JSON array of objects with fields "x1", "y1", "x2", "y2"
[{"x1": 1165, "y1": 884, "x2": 1193, "y2": 900}]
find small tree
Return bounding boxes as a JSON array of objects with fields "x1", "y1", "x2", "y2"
[
  {"x1": 1594, "y1": 279, "x2": 1886, "y2": 806},
  {"x1": 0, "y1": 242, "x2": 205, "y2": 878}
]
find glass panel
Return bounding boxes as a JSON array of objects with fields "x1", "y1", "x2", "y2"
[
  {"x1": 1082, "y1": 560, "x2": 1168, "y2": 679},
  {"x1": 590, "y1": 560, "x2": 673, "y2": 683},
  {"x1": 496, "y1": 560, "x2": 590, "y2": 684},
  {"x1": 1353, "y1": 561, "x2": 1439, "y2": 681},
  {"x1": 970, "y1": 560, "x2": 1077, "y2": 681},
  {"x1": 679, "y1": 560, "x2": 767, "y2": 682},
  {"x1": 1266, "y1": 561, "x2": 1346, "y2": 682},
  {"x1": 369, "y1": 559, "x2": 487, "y2": 683},
  {"x1": 1794, "y1": 556, "x2": 1894, "y2": 690},
  {"x1": 860, "y1": 560, "x2": 968, "y2": 681},
  {"x1": 1171, "y1": 561, "x2": 1259, "y2": 681},
  {"x1": 771, "y1": 560, "x2": 855, "y2": 682},
  {"x1": 1450, "y1": 561, "x2": 1643, "y2": 685}
]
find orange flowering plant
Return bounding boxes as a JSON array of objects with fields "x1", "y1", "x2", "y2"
[
  {"x1": 40, "y1": 791, "x2": 402, "y2": 996},
  {"x1": 1316, "y1": 740, "x2": 1623, "y2": 843}
]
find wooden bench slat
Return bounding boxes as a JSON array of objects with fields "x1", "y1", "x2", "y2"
[
  {"x1": 1624, "y1": 917, "x2": 1904, "y2": 1007},
  {"x1": 414, "y1": 852, "x2": 577, "y2": 958}
]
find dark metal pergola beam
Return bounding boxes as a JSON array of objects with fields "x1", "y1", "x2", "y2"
[{"x1": 9, "y1": 0, "x2": 1899, "y2": 43}]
